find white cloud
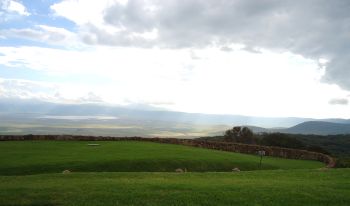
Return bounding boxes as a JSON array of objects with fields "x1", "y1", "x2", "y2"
[
  {"x1": 1, "y1": 0, "x2": 349, "y2": 118},
  {"x1": 79, "y1": 92, "x2": 104, "y2": 103},
  {"x1": 0, "y1": 45, "x2": 349, "y2": 118},
  {"x1": 50, "y1": 0, "x2": 159, "y2": 47},
  {"x1": 0, "y1": 78, "x2": 106, "y2": 104},
  {"x1": 50, "y1": 0, "x2": 350, "y2": 91},
  {"x1": 0, "y1": 25, "x2": 79, "y2": 47},
  {"x1": 0, "y1": 78, "x2": 59, "y2": 100},
  {"x1": 1, "y1": 0, "x2": 30, "y2": 16},
  {"x1": 329, "y1": 98, "x2": 348, "y2": 105},
  {"x1": 7, "y1": 0, "x2": 29, "y2": 16},
  {"x1": 50, "y1": 0, "x2": 115, "y2": 25}
]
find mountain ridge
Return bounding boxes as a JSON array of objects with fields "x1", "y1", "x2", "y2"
[
  {"x1": 278, "y1": 121, "x2": 350, "y2": 135},
  {"x1": 0, "y1": 98, "x2": 350, "y2": 135}
]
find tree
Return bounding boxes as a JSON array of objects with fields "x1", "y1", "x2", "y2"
[
  {"x1": 259, "y1": 133, "x2": 305, "y2": 149},
  {"x1": 224, "y1": 126, "x2": 255, "y2": 144}
]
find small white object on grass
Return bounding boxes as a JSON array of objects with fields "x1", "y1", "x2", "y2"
[
  {"x1": 87, "y1": 144, "x2": 100, "y2": 146},
  {"x1": 232, "y1": 168, "x2": 240, "y2": 172},
  {"x1": 175, "y1": 168, "x2": 184, "y2": 173},
  {"x1": 62, "y1": 170, "x2": 71, "y2": 174}
]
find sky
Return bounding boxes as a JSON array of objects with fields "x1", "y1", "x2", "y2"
[{"x1": 0, "y1": 0, "x2": 349, "y2": 118}]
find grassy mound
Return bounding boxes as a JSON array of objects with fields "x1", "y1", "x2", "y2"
[
  {"x1": 0, "y1": 141, "x2": 323, "y2": 175},
  {"x1": 0, "y1": 169, "x2": 349, "y2": 206}
]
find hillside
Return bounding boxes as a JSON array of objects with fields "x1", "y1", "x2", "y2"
[
  {"x1": 280, "y1": 121, "x2": 350, "y2": 135},
  {"x1": 0, "y1": 140, "x2": 348, "y2": 206},
  {"x1": 1, "y1": 98, "x2": 349, "y2": 129},
  {"x1": 2, "y1": 99, "x2": 350, "y2": 137},
  {"x1": 243, "y1": 121, "x2": 350, "y2": 135},
  {"x1": 0, "y1": 141, "x2": 323, "y2": 175}
]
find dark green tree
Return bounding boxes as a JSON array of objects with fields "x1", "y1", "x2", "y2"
[
  {"x1": 224, "y1": 126, "x2": 255, "y2": 144},
  {"x1": 260, "y1": 133, "x2": 305, "y2": 149}
]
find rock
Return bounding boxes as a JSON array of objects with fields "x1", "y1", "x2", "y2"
[
  {"x1": 175, "y1": 168, "x2": 184, "y2": 173},
  {"x1": 62, "y1": 170, "x2": 71, "y2": 174},
  {"x1": 232, "y1": 167, "x2": 240, "y2": 172}
]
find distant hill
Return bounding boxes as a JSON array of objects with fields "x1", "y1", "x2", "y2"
[
  {"x1": 1, "y1": 98, "x2": 349, "y2": 128},
  {"x1": 246, "y1": 126, "x2": 271, "y2": 133},
  {"x1": 1, "y1": 98, "x2": 350, "y2": 135},
  {"x1": 237, "y1": 122, "x2": 350, "y2": 135},
  {"x1": 278, "y1": 121, "x2": 350, "y2": 135}
]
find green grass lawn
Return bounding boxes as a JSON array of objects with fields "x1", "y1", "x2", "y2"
[
  {"x1": 0, "y1": 141, "x2": 324, "y2": 175},
  {"x1": 1, "y1": 140, "x2": 345, "y2": 206},
  {"x1": 0, "y1": 169, "x2": 349, "y2": 206}
]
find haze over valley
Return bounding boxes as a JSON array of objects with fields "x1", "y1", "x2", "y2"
[{"x1": 1, "y1": 99, "x2": 350, "y2": 137}]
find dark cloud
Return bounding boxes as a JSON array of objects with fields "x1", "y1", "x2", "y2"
[
  {"x1": 322, "y1": 54, "x2": 350, "y2": 89},
  {"x1": 241, "y1": 46, "x2": 262, "y2": 54},
  {"x1": 104, "y1": 0, "x2": 155, "y2": 33},
  {"x1": 329, "y1": 98, "x2": 348, "y2": 105},
  {"x1": 78, "y1": 0, "x2": 350, "y2": 90},
  {"x1": 220, "y1": 46, "x2": 233, "y2": 52},
  {"x1": 81, "y1": 23, "x2": 154, "y2": 47}
]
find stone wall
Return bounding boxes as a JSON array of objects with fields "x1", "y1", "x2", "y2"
[{"x1": 0, "y1": 135, "x2": 335, "y2": 168}]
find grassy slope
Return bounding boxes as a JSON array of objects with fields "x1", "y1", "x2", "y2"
[
  {"x1": 0, "y1": 169, "x2": 349, "y2": 206},
  {"x1": 0, "y1": 141, "x2": 323, "y2": 175}
]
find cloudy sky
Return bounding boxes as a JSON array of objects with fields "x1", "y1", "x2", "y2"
[{"x1": 0, "y1": 0, "x2": 349, "y2": 118}]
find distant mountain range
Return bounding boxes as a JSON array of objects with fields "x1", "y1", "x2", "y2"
[
  {"x1": 246, "y1": 121, "x2": 350, "y2": 135},
  {"x1": 0, "y1": 98, "x2": 350, "y2": 135},
  {"x1": 278, "y1": 121, "x2": 350, "y2": 135}
]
